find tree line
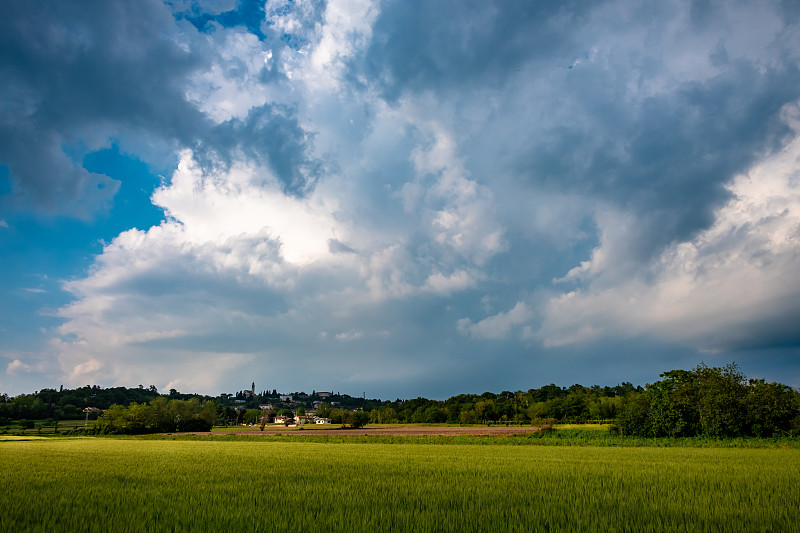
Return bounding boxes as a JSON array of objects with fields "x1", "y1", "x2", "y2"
[
  {"x1": 0, "y1": 384, "x2": 161, "y2": 423},
  {"x1": 93, "y1": 397, "x2": 218, "y2": 434},
  {"x1": 367, "y1": 364, "x2": 798, "y2": 437},
  {"x1": 3, "y1": 363, "x2": 798, "y2": 437},
  {"x1": 368, "y1": 382, "x2": 639, "y2": 426}
]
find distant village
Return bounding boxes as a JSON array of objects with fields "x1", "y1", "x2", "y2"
[
  {"x1": 1, "y1": 381, "x2": 381, "y2": 429},
  {"x1": 217, "y1": 382, "x2": 371, "y2": 427}
]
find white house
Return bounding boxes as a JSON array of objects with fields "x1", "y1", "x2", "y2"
[{"x1": 315, "y1": 418, "x2": 331, "y2": 424}]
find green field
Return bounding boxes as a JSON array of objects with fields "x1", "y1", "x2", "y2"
[{"x1": 2, "y1": 437, "x2": 798, "y2": 532}]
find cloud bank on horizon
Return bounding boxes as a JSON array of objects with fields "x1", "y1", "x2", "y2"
[{"x1": 2, "y1": 0, "x2": 799, "y2": 398}]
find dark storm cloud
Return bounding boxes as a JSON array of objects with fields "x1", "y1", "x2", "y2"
[
  {"x1": 0, "y1": 0, "x2": 321, "y2": 215},
  {"x1": 0, "y1": 0, "x2": 202, "y2": 212},
  {"x1": 207, "y1": 104, "x2": 324, "y2": 196},
  {"x1": 353, "y1": 0, "x2": 800, "y2": 267},
  {"x1": 355, "y1": 0, "x2": 590, "y2": 101},
  {"x1": 520, "y1": 61, "x2": 800, "y2": 260}
]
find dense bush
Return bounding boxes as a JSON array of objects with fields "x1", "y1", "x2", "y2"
[
  {"x1": 96, "y1": 398, "x2": 218, "y2": 435},
  {"x1": 616, "y1": 364, "x2": 799, "y2": 438}
]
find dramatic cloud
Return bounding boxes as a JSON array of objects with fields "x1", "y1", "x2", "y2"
[
  {"x1": 540, "y1": 104, "x2": 800, "y2": 352},
  {"x1": 51, "y1": 137, "x2": 501, "y2": 392},
  {"x1": 0, "y1": 0, "x2": 322, "y2": 217},
  {"x1": 0, "y1": 0, "x2": 199, "y2": 215},
  {"x1": 2, "y1": 0, "x2": 800, "y2": 396}
]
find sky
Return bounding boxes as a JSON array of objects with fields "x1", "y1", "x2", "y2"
[{"x1": 2, "y1": 0, "x2": 800, "y2": 400}]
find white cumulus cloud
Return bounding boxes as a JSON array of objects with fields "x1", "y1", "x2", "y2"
[{"x1": 457, "y1": 301, "x2": 532, "y2": 340}]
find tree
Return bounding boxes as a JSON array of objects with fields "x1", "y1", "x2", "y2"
[
  {"x1": 645, "y1": 369, "x2": 700, "y2": 437},
  {"x1": 95, "y1": 405, "x2": 129, "y2": 434},
  {"x1": 474, "y1": 400, "x2": 496, "y2": 423},
  {"x1": 459, "y1": 409, "x2": 478, "y2": 424},
  {"x1": 126, "y1": 402, "x2": 151, "y2": 433},
  {"x1": 423, "y1": 406, "x2": 447, "y2": 424},
  {"x1": 150, "y1": 397, "x2": 176, "y2": 432},
  {"x1": 745, "y1": 379, "x2": 799, "y2": 436},
  {"x1": 259, "y1": 410, "x2": 272, "y2": 431},
  {"x1": 199, "y1": 400, "x2": 219, "y2": 427},
  {"x1": 244, "y1": 409, "x2": 262, "y2": 425},
  {"x1": 316, "y1": 402, "x2": 331, "y2": 418},
  {"x1": 330, "y1": 408, "x2": 349, "y2": 425},
  {"x1": 694, "y1": 363, "x2": 746, "y2": 437},
  {"x1": 616, "y1": 392, "x2": 651, "y2": 436},
  {"x1": 562, "y1": 391, "x2": 588, "y2": 421},
  {"x1": 349, "y1": 410, "x2": 370, "y2": 429},
  {"x1": 369, "y1": 406, "x2": 398, "y2": 424}
]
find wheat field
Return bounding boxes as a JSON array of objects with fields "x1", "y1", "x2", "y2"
[{"x1": 2, "y1": 437, "x2": 798, "y2": 532}]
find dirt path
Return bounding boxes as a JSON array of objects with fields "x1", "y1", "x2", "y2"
[{"x1": 180, "y1": 425, "x2": 542, "y2": 437}]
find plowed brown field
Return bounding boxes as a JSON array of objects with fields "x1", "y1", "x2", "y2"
[{"x1": 186, "y1": 425, "x2": 542, "y2": 437}]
